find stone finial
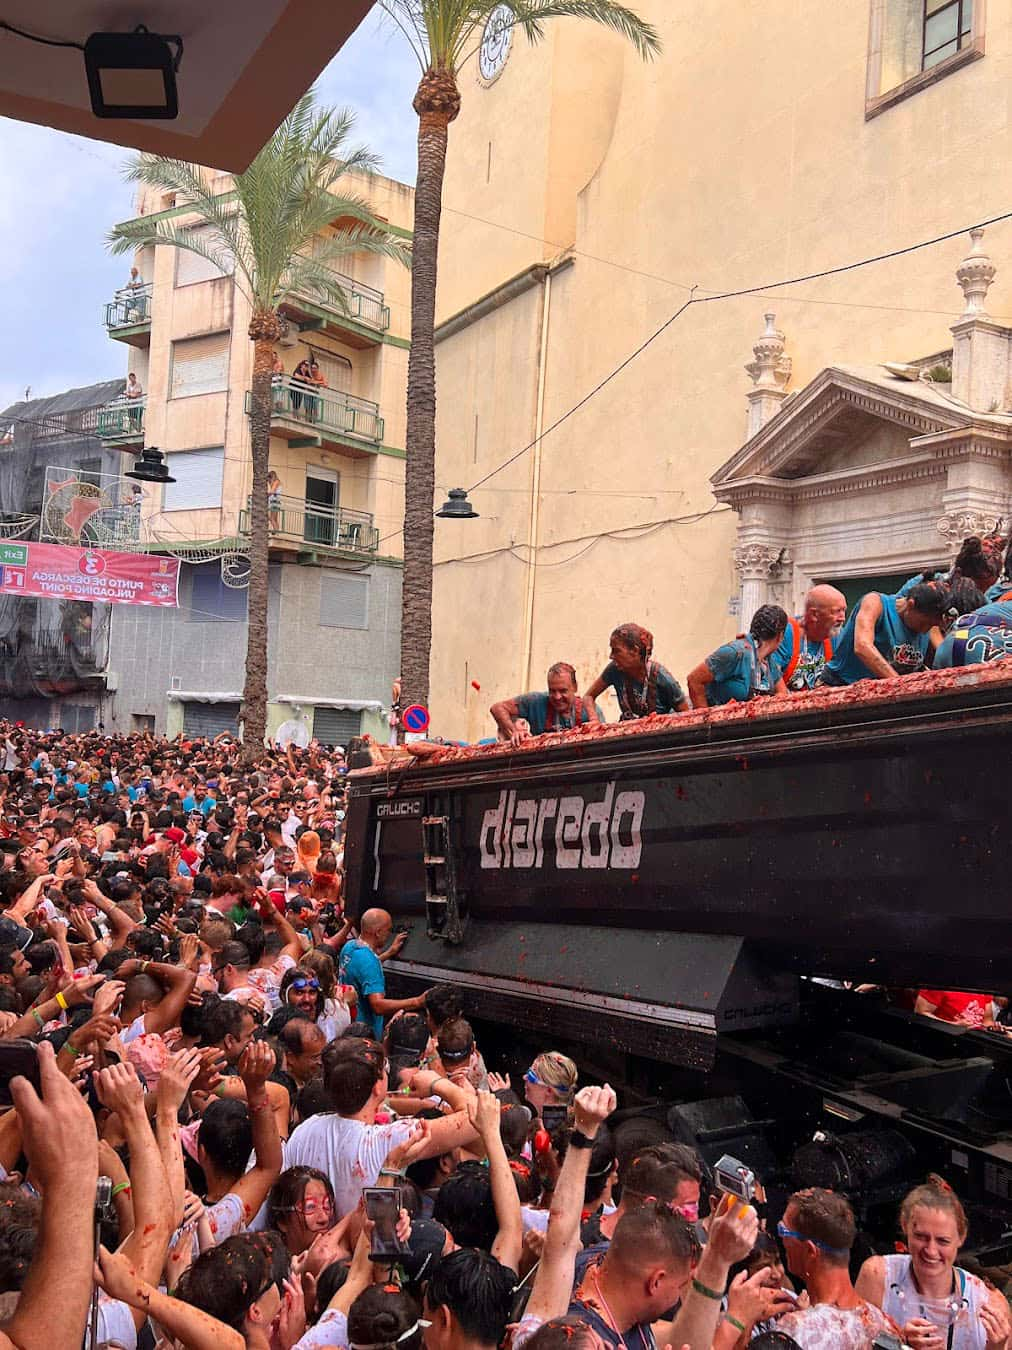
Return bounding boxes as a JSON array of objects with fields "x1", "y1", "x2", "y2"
[
  {"x1": 745, "y1": 313, "x2": 792, "y2": 390},
  {"x1": 956, "y1": 228, "x2": 996, "y2": 318}
]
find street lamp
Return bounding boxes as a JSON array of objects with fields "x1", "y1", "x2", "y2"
[{"x1": 435, "y1": 488, "x2": 478, "y2": 519}]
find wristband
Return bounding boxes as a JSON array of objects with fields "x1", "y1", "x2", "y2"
[
  {"x1": 31, "y1": 1009, "x2": 43, "y2": 1028},
  {"x1": 55, "y1": 991, "x2": 68, "y2": 1011},
  {"x1": 110, "y1": 1182, "x2": 131, "y2": 1198},
  {"x1": 724, "y1": 1314, "x2": 746, "y2": 1333},
  {"x1": 214, "y1": 1082, "x2": 227, "y2": 1098},
  {"x1": 568, "y1": 1128, "x2": 595, "y2": 1150},
  {"x1": 692, "y1": 1277, "x2": 725, "y2": 1302},
  {"x1": 63, "y1": 1041, "x2": 81, "y2": 1058}
]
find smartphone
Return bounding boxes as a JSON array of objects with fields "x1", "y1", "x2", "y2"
[
  {"x1": 0, "y1": 1041, "x2": 41, "y2": 1108},
  {"x1": 101, "y1": 851, "x2": 119, "y2": 862},
  {"x1": 541, "y1": 1104, "x2": 568, "y2": 1135},
  {"x1": 364, "y1": 1187, "x2": 408, "y2": 1260}
]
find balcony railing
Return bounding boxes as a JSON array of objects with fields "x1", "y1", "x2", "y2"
[
  {"x1": 96, "y1": 397, "x2": 146, "y2": 442},
  {"x1": 105, "y1": 283, "x2": 153, "y2": 331},
  {"x1": 282, "y1": 268, "x2": 390, "y2": 334},
  {"x1": 251, "y1": 377, "x2": 384, "y2": 445},
  {"x1": 0, "y1": 636, "x2": 101, "y2": 676},
  {"x1": 240, "y1": 495, "x2": 379, "y2": 553}
]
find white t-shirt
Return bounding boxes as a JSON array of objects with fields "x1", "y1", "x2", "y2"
[
  {"x1": 283, "y1": 1112, "x2": 420, "y2": 1218},
  {"x1": 120, "y1": 1013, "x2": 148, "y2": 1045},
  {"x1": 295, "y1": 1309, "x2": 349, "y2": 1350},
  {"x1": 778, "y1": 1301, "x2": 896, "y2": 1350}
]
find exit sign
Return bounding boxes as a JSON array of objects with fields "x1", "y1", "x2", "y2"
[{"x1": 0, "y1": 545, "x2": 28, "y2": 566}]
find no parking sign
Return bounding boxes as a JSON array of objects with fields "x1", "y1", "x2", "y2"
[{"x1": 401, "y1": 704, "x2": 430, "y2": 735}]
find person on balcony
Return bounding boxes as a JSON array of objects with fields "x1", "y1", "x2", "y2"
[
  {"x1": 267, "y1": 471, "x2": 282, "y2": 534},
  {"x1": 291, "y1": 357, "x2": 313, "y2": 416},
  {"x1": 123, "y1": 372, "x2": 144, "y2": 431},
  {"x1": 270, "y1": 352, "x2": 285, "y2": 410},
  {"x1": 585, "y1": 623, "x2": 689, "y2": 720},
  {"x1": 307, "y1": 357, "x2": 328, "y2": 425}
]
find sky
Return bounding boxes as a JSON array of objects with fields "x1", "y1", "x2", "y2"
[{"x1": 0, "y1": 8, "x2": 421, "y2": 414}]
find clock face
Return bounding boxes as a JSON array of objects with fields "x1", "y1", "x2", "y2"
[{"x1": 479, "y1": 4, "x2": 513, "y2": 84}]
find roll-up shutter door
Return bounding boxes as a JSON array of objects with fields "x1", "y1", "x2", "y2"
[
  {"x1": 182, "y1": 701, "x2": 240, "y2": 737},
  {"x1": 319, "y1": 574, "x2": 369, "y2": 629},
  {"x1": 312, "y1": 707, "x2": 362, "y2": 745},
  {"x1": 170, "y1": 333, "x2": 230, "y2": 398}
]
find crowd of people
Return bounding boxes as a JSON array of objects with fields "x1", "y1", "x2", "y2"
[
  {"x1": 489, "y1": 531, "x2": 1012, "y2": 744},
  {"x1": 0, "y1": 724, "x2": 1002, "y2": 1350}
]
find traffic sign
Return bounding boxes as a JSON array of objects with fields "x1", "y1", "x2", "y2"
[{"x1": 402, "y1": 703, "x2": 430, "y2": 734}]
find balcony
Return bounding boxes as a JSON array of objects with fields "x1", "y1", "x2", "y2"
[
  {"x1": 246, "y1": 378, "x2": 384, "y2": 457},
  {"x1": 0, "y1": 635, "x2": 104, "y2": 693},
  {"x1": 239, "y1": 495, "x2": 379, "y2": 557},
  {"x1": 96, "y1": 398, "x2": 146, "y2": 448},
  {"x1": 104, "y1": 283, "x2": 153, "y2": 347},
  {"x1": 279, "y1": 269, "x2": 390, "y2": 349}
]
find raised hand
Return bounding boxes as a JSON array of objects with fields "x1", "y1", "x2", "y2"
[
  {"x1": 94, "y1": 1060, "x2": 145, "y2": 1120},
  {"x1": 238, "y1": 1039, "x2": 275, "y2": 1090},
  {"x1": 12, "y1": 1041, "x2": 97, "y2": 1194},
  {"x1": 157, "y1": 1046, "x2": 203, "y2": 1112},
  {"x1": 573, "y1": 1084, "x2": 616, "y2": 1136}
]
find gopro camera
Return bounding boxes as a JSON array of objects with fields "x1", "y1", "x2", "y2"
[{"x1": 713, "y1": 1153, "x2": 756, "y2": 1204}]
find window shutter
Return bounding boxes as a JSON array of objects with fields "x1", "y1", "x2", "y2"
[
  {"x1": 311, "y1": 351, "x2": 352, "y2": 394},
  {"x1": 319, "y1": 573, "x2": 369, "y2": 629},
  {"x1": 170, "y1": 333, "x2": 230, "y2": 398},
  {"x1": 175, "y1": 228, "x2": 231, "y2": 286},
  {"x1": 312, "y1": 707, "x2": 362, "y2": 745},
  {"x1": 163, "y1": 448, "x2": 225, "y2": 512}
]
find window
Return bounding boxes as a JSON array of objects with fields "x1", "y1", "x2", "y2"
[
  {"x1": 922, "y1": 0, "x2": 972, "y2": 68},
  {"x1": 132, "y1": 713, "x2": 155, "y2": 733},
  {"x1": 175, "y1": 227, "x2": 232, "y2": 287},
  {"x1": 867, "y1": 0, "x2": 982, "y2": 114},
  {"x1": 170, "y1": 332, "x2": 230, "y2": 398},
  {"x1": 60, "y1": 705, "x2": 96, "y2": 733},
  {"x1": 320, "y1": 573, "x2": 369, "y2": 629},
  {"x1": 187, "y1": 561, "x2": 247, "y2": 623},
  {"x1": 163, "y1": 447, "x2": 225, "y2": 512}
]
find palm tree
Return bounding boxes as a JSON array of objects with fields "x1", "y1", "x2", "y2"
[
  {"x1": 384, "y1": 0, "x2": 661, "y2": 712},
  {"x1": 108, "y1": 92, "x2": 409, "y2": 752}
]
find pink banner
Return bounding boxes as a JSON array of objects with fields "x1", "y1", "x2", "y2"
[{"x1": 0, "y1": 542, "x2": 179, "y2": 607}]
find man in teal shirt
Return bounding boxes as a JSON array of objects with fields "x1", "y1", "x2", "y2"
[{"x1": 338, "y1": 908, "x2": 426, "y2": 1039}]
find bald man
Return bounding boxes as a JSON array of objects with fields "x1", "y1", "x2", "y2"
[
  {"x1": 338, "y1": 907, "x2": 427, "y2": 1039},
  {"x1": 772, "y1": 584, "x2": 848, "y2": 692}
]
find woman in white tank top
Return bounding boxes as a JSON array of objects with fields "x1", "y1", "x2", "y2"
[{"x1": 855, "y1": 1178, "x2": 1009, "y2": 1350}]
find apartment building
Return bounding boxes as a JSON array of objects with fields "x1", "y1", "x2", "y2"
[{"x1": 98, "y1": 168, "x2": 412, "y2": 741}]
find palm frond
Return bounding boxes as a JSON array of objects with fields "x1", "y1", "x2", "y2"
[
  {"x1": 509, "y1": 0, "x2": 660, "y2": 57},
  {"x1": 107, "y1": 89, "x2": 409, "y2": 319}
]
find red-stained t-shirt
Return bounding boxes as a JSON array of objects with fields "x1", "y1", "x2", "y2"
[{"x1": 918, "y1": 990, "x2": 995, "y2": 1026}]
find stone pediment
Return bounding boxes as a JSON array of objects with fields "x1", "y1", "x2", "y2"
[{"x1": 712, "y1": 365, "x2": 1012, "y2": 506}]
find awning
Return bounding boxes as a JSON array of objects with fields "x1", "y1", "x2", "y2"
[
  {"x1": 276, "y1": 695, "x2": 383, "y2": 712},
  {"x1": 167, "y1": 690, "x2": 242, "y2": 703}
]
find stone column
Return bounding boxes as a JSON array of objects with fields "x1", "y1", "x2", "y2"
[
  {"x1": 745, "y1": 313, "x2": 792, "y2": 437},
  {"x1": 734, "y1": 543, "x2": 791, "y2": 624},
  {"x1": 950, "y1": 229, "x2": 1011, "y2": 414}
]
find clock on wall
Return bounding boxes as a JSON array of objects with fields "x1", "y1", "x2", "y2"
[{"x1": 478, "y1": 4, "x2": 513, "y2": 84}]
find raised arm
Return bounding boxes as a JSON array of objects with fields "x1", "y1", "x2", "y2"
[
  {"x1": 121, "y1": 958, "x2": 197, "y2": 1036},
  {"x1": 663, "y1": 1196, "x2": 758, "y2": 1350},
  {"x1": 526, "y1": 1085, "x2": 615, "y2": 1324},
  {"x1": 94, "y1": 1245, "x2": 245, "y2": 1350},
  {"x1": 226, "y1": 1041, "x2": 283, "y2": 1219},
  {"x1": 469, "y1": 1090, "x2": 523, "y2": 1273},
  {"x1": 2, "y1": 1042, "x2": 98, "y2": 1350},
  {"x1": 96, "y1": 1061, "x2": 174, "y2": 1331}
]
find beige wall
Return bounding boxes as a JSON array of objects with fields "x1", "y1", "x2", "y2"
[{"x1": 431, "y1": 0, "x2": 1012, "y2": 738}]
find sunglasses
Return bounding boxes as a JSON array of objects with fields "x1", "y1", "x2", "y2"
[{"x1": 776, "y1": 1221, "x2": 847, "y2": 1256}]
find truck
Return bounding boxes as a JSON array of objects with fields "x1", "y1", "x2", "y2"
[{"x1": 343, "y1": 660, "x2": 1012, "y2": 1263}]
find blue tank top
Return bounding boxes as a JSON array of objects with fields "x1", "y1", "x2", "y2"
[{"x1": 824, "y1": 593, "x2": 931, "y2": 685}]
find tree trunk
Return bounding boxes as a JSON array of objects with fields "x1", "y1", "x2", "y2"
[
  {"x1": 242, "y1": 327, "x2": 276, "y2": 758},
  {"x1": 400, "y1": 71, "x2": 460, "y2": 714}
]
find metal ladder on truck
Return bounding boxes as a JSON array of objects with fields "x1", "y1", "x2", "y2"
[{"x1": 422, "y1": 802, "x2": 467, "y2": 944}]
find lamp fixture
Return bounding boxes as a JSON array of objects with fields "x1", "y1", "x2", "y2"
[
  {"x1": 435, "y1": 488, "x2": 479, "y2": 519},
  {"x1": 0, "y1": 20, "x2": 182, "y2": 120},
  {"x1": 126, "y1": 446, "x2": 175, "y2": 484}
]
